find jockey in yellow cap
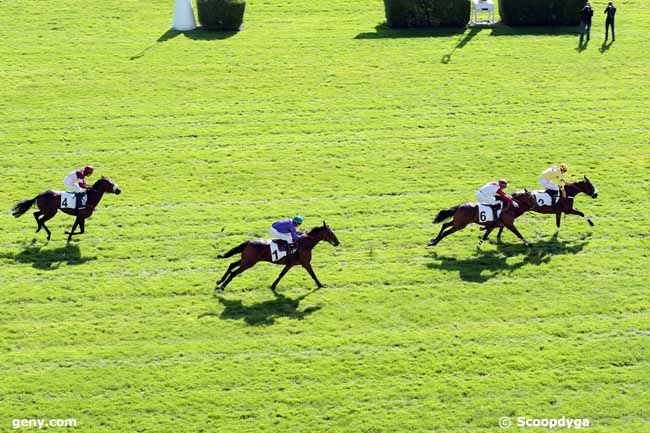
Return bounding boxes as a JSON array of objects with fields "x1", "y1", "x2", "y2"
[{"x1": 540, "y1": 163, "x2": 568, "y2": 209}]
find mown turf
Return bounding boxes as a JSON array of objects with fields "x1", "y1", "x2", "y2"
[{"x1": 1, "y1": 1, "x2": 649, "y2": 432}]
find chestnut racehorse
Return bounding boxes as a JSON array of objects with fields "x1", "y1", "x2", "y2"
[
  {"x1": 495, "y1": 176, "x2": 598, "y2": 238},
  {"x1": 428, "y1": 190, "x2": 536, "y2": 249},
  {"x1": 216, "y1": 222, "x2": 340, "y2": 292},
  {"x1": 12, "y1": 177, "x2": 121, "y2": 242}
]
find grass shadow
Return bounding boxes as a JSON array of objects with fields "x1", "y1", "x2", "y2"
[
  {"x1": 201, "y1": 289, "x2": 322, "y2": 326},
  {"x1": 183, "y1": 27, "x2": 238, "y2": 40},
  {"x1": 355, "y1": 23, "x2": 466, "y2": 40},
  {"x1": 426, "y1": 233, "x2": 590, "y2": 283},
  {"x1": 0, "y1": 244, "x2": 97, "y2": 270},
  {"x1": 129, "y1": 27, "x2": 238, "y2": 60},
  {"x1": 490, "y1": 25, "x2": 579, "y2": 37},
  {"x1": 130, "y1": 29, "x2": 182, "y2": 60}
]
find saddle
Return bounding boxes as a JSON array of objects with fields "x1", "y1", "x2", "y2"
[
  {"x1": 60, "y1": 191, "x2": 88, "y2": 210},
  {"x1": 270, "y1": 240, "x2": 294, "y2": 262}
]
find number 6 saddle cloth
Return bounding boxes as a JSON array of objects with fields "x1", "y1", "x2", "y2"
[{"x1": 477, "y1": 203, "x2": 501, "y2": 222}]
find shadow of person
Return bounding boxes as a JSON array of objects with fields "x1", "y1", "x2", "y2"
[
  {"x1": 599, "y1": 40, "x2": 613, "y2": 53},
  {"x1": 201, "y1": 289, "x2": 322, "y2": 326},
  {"x1": 441, "y1": 26, "x2": 482, "y2": 64},
  {"x1": 576, "y1": 37, "x2": 590, "y2": 52},
  {"x1": 426, "y1": 233, "x2": 590, "y2": 283},
  {"x1": 0, "y1": 244, "x2": 97, "y2": 270}
]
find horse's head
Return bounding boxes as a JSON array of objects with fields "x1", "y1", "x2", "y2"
[
  {"x1": 321, "y1": 221, "x2": 340, "y2": 247},
  {"x1": 513, "y1": 189, "x2": 536, "y2": 210},
  {"x1": 578, "y1": 176, "x2": 598, "y2": 199},
  {"x1": 92, "y1": 176, "x2": 122, "y2": 195}
]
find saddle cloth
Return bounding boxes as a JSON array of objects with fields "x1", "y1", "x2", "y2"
[
  {"x1": 478, "y1": 203, "x2": 500, "y2": 223},
  {"x1": 533, "y1": 191, "x2": 556, "y2": 207},
  {"x1": 269, "y1": 240, "x2": 288, "y2": 262},
  {"x1": 60, "y1": 191, "x2": 87, "y2": 209}
]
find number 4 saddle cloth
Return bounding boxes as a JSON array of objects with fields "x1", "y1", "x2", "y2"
[{"x1": 60, "y1": 191, "x2": 88, "y2": 209}]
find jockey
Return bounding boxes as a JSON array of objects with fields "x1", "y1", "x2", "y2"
[
  {"x1": 64, "y1": 165, "x2": 94, "y2": 192},
  {"x1": 64, "y1": 165, "x2": 94, "y2": 210},
  {"x1": 270, "y1": 215, "x2": 304, "y2": 254},
  {"x1": 476, "y1": 179, "x2": 515, "y2": 222},
  {"x1": 540, "y1": 163, "x2": 568, "y2": 208}
]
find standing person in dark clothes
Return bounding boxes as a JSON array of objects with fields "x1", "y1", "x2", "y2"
[
  {"x1": 604, "y1": 1, "x2": 617, "y2": 41},
  {"x1": 580, "y1": 1, "x2": 594, "y2": 44}
]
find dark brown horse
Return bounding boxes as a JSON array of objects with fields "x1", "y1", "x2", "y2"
[
  {"x1": 495, "y1": 176, "x2": 598, "y2": 239},
  {"x1": 428, "y1": 190, "x2": 536, "y2": 249},
  {"x1": 12, "y1": 177, "x2": 122, "y2": 242},
  {"x1": 216, "y1": 222, "x2": 340, "y2": 292}
]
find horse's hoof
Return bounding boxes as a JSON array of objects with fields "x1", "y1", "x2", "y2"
[
  {"x1": 427, "y1": 241, "x2": 435, "y2": 247},
  {"x1": 588, "y1": 220, "x2": 594, "y2": 227}
]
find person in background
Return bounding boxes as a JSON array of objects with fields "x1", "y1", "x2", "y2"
[
  {"x1": 604, "y1": 1, "x2": 616, "y2": 42},
  {"x1": 580, "y1": 1, "x2": 594, "y2": 44}
]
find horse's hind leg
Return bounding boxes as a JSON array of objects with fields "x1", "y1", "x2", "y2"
[
  {"x1": 33, "y1": 211, "x2": 43, "y2": 232},
  {"x1": 477, "y1": 226, "x2": 495, "y2": 250},
  {"x1": 218, "y1": 262, "x2": 254, "y2": 290},
  {"x1": 39, "y1": 212, "x2": 56, "y2": 241},
  {"x1": 428, "y1": 222, "x2": 453, "y2": 246},
  {"x1": 216, "y1": 260, "x2": 241, "y2": 286},
  {"x1": 431, "y1": 224, "x2": 464, "y2": 246}
]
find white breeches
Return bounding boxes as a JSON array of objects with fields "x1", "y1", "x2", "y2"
[
  {"x1": 269, "y1": 228, "x2": 293, "y2": 244},
  {"x1": 539, "y1": 179, "x2": 559, "y2": 191},
  {"x1": 64, "y1": 180, "x2": 83, "y2": 192},
  {"x1": 476, "y1": 192, "x2": 497, "y2": 204}
]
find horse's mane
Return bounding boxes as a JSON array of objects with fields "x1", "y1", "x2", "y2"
[{"x1": 305, "y1": 226, "x2": 324, "y2": 237}]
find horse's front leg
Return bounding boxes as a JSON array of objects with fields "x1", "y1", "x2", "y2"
[
  {"x1": 565, "y1": 208, "x2": 594, "y2": 226},
  {"x1": 66, "y1": 218, "x2": 80, "y2": 243},
  {"x1": 271, "y1": 264, "x2": 292, "y2": 291},
  {"x1": 505, "y1": 223, "x2": 530, "y2": 247},
  {"x1": 302, "y1": 262, "x2": 324, "y2": 289},
  {"x1": 497, "y1": 226, "x2": 505, "y2": 240}
]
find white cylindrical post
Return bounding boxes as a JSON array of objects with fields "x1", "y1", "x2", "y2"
[{"x1": 172, "y1": 0, "x2": 197, "y2": 31}]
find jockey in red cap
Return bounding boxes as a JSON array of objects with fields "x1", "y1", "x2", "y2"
[
  {"x1": 64, "y1": 165, "x2": 94, "y2": 192},
  {"x1": 476, "y1": 179, "x2": 515, "y2": 223}
]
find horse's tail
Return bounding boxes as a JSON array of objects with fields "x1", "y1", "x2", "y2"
[
  {"x1": 218, "y1": 241, "x2": 248, "y2": 259},
  {"x1": 433, "y1": 206, "x2": 459, "y2": 224},
  {"x1": 12, "y1": 196, "x2": 38, "y2": 218}
]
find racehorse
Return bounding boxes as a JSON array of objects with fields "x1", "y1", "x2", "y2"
[
  {"x1": 12, "y1": 177, "x2": 122, "y2": 243},
  {"x1": 428, "y1": 190, "x2": 536, "y2": 249},
  {"x1": 494, "y1": 176, "x2": 598, "y2": 239},
  {"x1": 216, "y1": 222, "x2": 340, "y2": 292}
]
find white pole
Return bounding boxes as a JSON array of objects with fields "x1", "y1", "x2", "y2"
[{"x1": 172, "y1": 0, "x2": 197, "y2": 31}]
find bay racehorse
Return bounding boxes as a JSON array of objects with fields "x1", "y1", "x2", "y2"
[
  {"x1": 12, "y1": 177, "x2": 121, "y2": 242},
  {"x1": 428, "y1": 190, "x2": 536, "y2": 249},
  {"x1": 495, "y1": 176, "x2": 598, "y2": 238},
  {"x1": 216, "y1": 222, "x2": 340, "y2": 292}
]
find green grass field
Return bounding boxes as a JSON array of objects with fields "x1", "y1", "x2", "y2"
[{"x1": 1, "y1": 0, "x2": 649, "y2": 432}]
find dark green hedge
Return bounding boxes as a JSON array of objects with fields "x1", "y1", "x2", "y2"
[
  {"x1": 196, "y1": 0, "x2": 246, "y2": 31},
  {"x1": 383, "y1": 0, "x2": 470, "y2": 28},
  {"x1": 498, "y1": 0, "x2": 583, "y2": 25}
]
